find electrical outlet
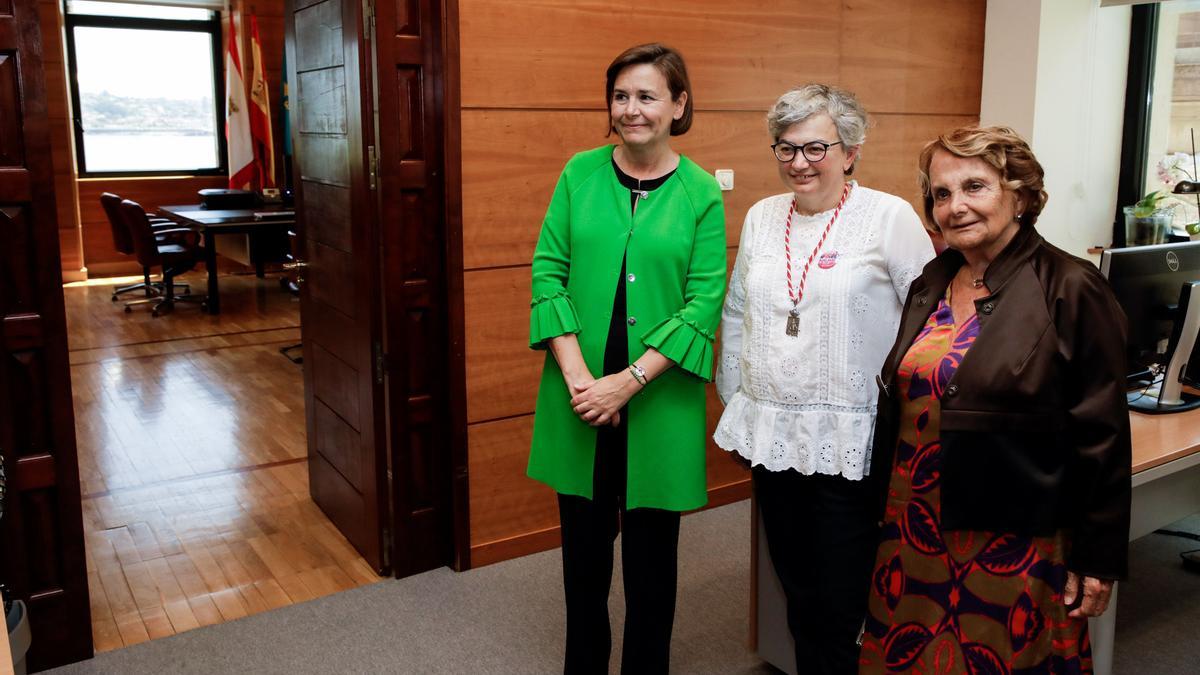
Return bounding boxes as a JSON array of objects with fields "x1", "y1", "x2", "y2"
[{"x1": 715, "y1": 169, "x2": 734, "y2": 191}]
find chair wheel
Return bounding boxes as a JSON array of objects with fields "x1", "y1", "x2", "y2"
[
  {"x1": 124, "y1": 306, "x2": 132, "y2": 313},
  {"x1": 111, "y1": 294, "x2": 118, "y2": 302},
  {"x1": 152, "y1": 310, "x2": 160, "y2": 317}
]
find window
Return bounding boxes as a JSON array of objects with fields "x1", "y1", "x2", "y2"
[
  {"x1": 64, "y1": 0, "x2": 225, "y2": 176},
  {"x1": 1143, "y1": 2, "x2": 1200, "y2": 225}
]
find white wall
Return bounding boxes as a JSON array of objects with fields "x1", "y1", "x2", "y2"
[{"x1": 981, "y1": 0, "x2": 1132, "y2": 261}]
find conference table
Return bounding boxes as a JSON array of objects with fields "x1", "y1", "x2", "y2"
[
  {"x1": 751, "y1": 406, "x2": 1200, "y2": 675},
  {"x1": 157, "y1": 204, "x2": 295, "y2": 315}
]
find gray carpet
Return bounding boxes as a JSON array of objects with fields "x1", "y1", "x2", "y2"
[
  {"x1": 46, "y1": 502, "x2": 1200, "y2": 674},
  {"x1": 1113, "y1": 513, "x2": 1200, "y2": 674},
  {"x1": 50, "y1": 501, "x2": 773, "y2": 675}
]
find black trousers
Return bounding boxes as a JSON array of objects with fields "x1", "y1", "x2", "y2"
[
  {"x1": 558, "y1": 420, "x2": 681, "y2": 675},
  {"x1": 754, "y1": 466, "x2": 878, "y2": 675}
]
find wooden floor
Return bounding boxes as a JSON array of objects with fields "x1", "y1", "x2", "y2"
[{"x1": 66, "y1": 271, "x2": 382, "y2": 652}]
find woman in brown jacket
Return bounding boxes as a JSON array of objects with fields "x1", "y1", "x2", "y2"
[{"x1": 860, "y1": 126, "x2": 1131, "y2": 673}]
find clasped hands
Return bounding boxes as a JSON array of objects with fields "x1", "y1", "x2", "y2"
[{"x1": 567, "y1": 371, "x2": 642, "y2": 427}]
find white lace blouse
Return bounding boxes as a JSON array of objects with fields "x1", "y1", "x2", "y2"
[{"x1": 714, "y1": 183, "x2": 936, "y2": 479}]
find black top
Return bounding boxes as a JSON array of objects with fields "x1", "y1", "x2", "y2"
[
  {"x1": 604, "y1": 158, "x2": 677, "y2": 377},
  {"x1": 593, "y1": 158, "x2": 678, "y2": 500}
]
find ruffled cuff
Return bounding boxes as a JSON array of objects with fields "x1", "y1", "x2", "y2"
[
  {"x1": 529, "y1": 290, "x2": 581, "y2": 350},
  {"x1": 641, "y1": 315, "x2": 715, "y2": 381}
]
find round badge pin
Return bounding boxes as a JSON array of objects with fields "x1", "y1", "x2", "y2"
[{"x1": 818, "y1": 251, "x2": 839, "y2": 269}]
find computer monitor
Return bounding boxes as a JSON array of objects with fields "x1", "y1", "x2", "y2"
[
  {"x1": 1173, "y1": 281, "x2": 1200, "y2": 390},
  {"x1": 1100, "y1": 242, "x2": 1200, "y2": 413}
]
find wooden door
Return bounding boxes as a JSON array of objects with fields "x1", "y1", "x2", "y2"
[
  {"x1": 286, "y1": 0, "x2": 388, "y2": 570},
  {"x1": 373, "y1": 0, "x2": 466, "y2": 574},
  {"x1": 0, "y1": 0, "x2": 92, "y2": 669}
]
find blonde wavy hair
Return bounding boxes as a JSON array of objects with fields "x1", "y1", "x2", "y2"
[{"x1": 917, "y1": 126, "x2": 1048, "y2": 233}]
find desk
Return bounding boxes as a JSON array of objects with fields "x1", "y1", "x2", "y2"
[
  {"x1": 1089, "y1": 408, "x2": 1200, "y2": 675},
  {"x1": 751, "y1": 407, "x2": 1200, "y2": 675},
  {"x1": 157, "y1": 204, "x2": 295, "y2": 315}
]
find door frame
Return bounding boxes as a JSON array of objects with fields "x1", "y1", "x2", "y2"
[
  {"x1": 367, "y1": 0, "x2": 470, "y2": 575},
  {"x1": 1, "y1": 0, "x2": 93, "y2": 669},
  {"x1": 437, "y1": 0, "x2": 470, "y2": 572}
]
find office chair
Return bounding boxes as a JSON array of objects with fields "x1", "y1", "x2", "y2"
[
  {"x1": 100, "y1": 192, "x2": 189, "y2": 300},
  {"x1": 277, "y1": 227, "x2": 303, "y2": 363},
  {"x1": 119, "y1": 199, "x2": 208, "y2": 317}
]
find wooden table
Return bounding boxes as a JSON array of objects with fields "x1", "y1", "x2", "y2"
[
  {"x1": 1089, "y1": 407, "x2": 1200, "y2": 675},
  {"x1": 157, "y1": 204, "x2": 295, "y2": 315},
  {"x1": 751, "y1": 407, "x2": 1200, "y2": 675}
]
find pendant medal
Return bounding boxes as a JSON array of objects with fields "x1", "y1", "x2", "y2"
[{"x1": 782, "y1": 183, "x2": 852, "y2": 338}]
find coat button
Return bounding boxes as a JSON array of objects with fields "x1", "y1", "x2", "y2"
[
  {"x1": 946, "y1": 384, "x2": 959, "y2": 397},
  {"x1": 627, "y1": 273, "x2": 636, "y2": 283},
  {"x1": 627, "y1": 316, "x2": 637, "y2": 326},
  {"x1": 981, "y1": 302, "x2": 994, "y2": 314}
]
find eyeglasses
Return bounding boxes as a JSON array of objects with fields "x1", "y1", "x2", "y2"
[{"x1": 771, "y1": 140, "x2": 843, "y2": 163}]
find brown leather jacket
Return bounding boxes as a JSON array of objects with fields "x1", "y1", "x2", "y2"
[{"x1": 869, "y1": 225, "x2": 1132, "y2": 579}]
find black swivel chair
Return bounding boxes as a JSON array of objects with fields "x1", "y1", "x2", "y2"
[
  {"x1": 119, "y1": 199, "x2": 207, "y2": 317},
  {"x1": 100, "y1": 192, "x2": 189, "y2": 301}
]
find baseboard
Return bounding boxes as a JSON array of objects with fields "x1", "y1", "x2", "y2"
[
  {"x1": 61, "y1": 267, "x2": 88, "y2": 283},
  {"x1": 699, "y1": 478, "x2": 751, "y2": 511},
  {"x1": 467, "y1": 479, "x2": 752, "y2": 569},
  {"x1": 84, "y1": 261, "x2": 142, "y2": 279},
  {"x1": 470, "y1": 525, "x2": 562, "y2": 569}
]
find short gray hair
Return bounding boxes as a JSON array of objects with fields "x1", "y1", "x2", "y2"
[{"x1": 767, "y1": 84, "x2": 869, "y2": 169}]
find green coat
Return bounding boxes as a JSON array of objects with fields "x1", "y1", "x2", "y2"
[{"x1": 527, "y1": 145, "x2": 727, "y2": 511}]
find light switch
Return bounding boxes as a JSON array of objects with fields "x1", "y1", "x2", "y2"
[{"x1": 715, "y1": 169, "x2": 734, "y2": 191}]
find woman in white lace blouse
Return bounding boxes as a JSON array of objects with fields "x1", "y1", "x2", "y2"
[{"x1": 714, "y1": 84, "x2": 934, "y2": 674}]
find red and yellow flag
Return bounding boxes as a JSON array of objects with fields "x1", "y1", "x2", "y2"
[
  {"x1": 225, "y1": 13, "x2": 254, "y2": 189},
  {"x1": 248, "y1": 14, "x2": 275, "y2": 188}
]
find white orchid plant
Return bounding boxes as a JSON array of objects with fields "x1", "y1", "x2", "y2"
[{"x1": 1154, "y1": 152, "x2": 1200, "y2": 235}]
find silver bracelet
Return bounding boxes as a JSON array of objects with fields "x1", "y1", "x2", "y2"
[{"x1": 628, "y1": 363, "x2": 648, "y2": 386}]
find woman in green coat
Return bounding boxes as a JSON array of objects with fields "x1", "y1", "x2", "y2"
[{"x1": 527, "y1": 44, "x2": 726, "y2": 674}]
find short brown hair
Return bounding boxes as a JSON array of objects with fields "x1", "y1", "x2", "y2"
[
  {"x1": 605, "y1": 43, "x2": 693, "y2": 136},
  {"x1": 917, "y1": 125, "x2": 1048, "y2": 232}
]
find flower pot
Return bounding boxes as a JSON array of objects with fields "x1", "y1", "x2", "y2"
[{"x1": 1124, "y1": 206, "x2": 1174, "y2": 246}]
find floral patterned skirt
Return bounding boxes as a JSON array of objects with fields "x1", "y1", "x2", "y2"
[{"x1": 859, "y1": 297, "x2": 1091, "y2": 674}]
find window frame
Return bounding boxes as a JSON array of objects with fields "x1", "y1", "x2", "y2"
[
  {"x1": 63, "y1": 5, "x2": 228, "y2": 178},
  {"x1": 1114, "y1": 3, "x2": 1160, "y2": 248}
]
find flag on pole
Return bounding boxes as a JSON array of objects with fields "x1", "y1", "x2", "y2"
[
  {"x1": 248, "y1": 14, "x2": 275, "y2": 189},
  {"x1": 281, "y1": 44, "x2": 293, "y2": 193},
  {"x1": 281, "y1": 46, "x2": 292, "y2": 159},
  {"x1": 225, "y1": 13, "x2": 255, "y2": 190}
]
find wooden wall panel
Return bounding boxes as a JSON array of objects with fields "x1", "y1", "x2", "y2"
[
  {"x1": 467, "y1": 248, "x2": 738, "y2": 426},
  {"x1": 459, "y1": 0, "x2": 841, "y2": 111},
  {"x1": 467, "y1": 399, "x2": 750, "y2": 555},
  {"x1": 462, "y1": 112, "x2": 971, "y2": 273},
  {"x1": 840, "y1": 0, "x2": 986, "y2": 116},
  {"x1": 705, "y1": 386, "x2": 750, "y2": 490},
  {"x1": 461, "y1": 109, "x2": 776, "y2": 270},
  {"x1": 76, "y1": 177, "x2": 225, "y2": 276},
  {"x1": 467, "y1": 415, "x2": 555, "y2": 550},
  {"x1": 855, "y1": 114, "x2": 980, "y2": 208},
  {"x1": 463, "y1": 266, "x2": 541, "y2": 423},
  {"x1": 38, "y1": 0, "x2": 84, "y2": 279},
  {"x1": 459, "y1": 0, "x2": 985, "y2": 566}
]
